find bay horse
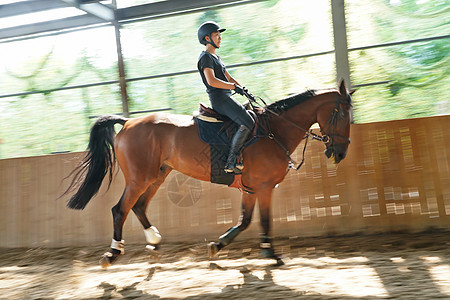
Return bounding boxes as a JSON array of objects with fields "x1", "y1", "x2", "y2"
[{"x1": 64, "y1": 80, "x2": 353, "y2": 267}]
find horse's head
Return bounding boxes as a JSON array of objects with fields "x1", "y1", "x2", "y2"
[{"x1": 317, "y1": 80, "x2": 353, "y2": 164}]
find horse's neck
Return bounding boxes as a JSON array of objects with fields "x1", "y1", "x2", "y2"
[{"x1": 270, "y1": 93, "x2": 331, "y2": 153}]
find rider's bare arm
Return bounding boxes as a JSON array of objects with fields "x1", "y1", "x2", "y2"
[
  {"x1": 203, "y1": 67, "x2": 240, "y2": 90},
  {"x1": 224, "y1": 70, "x2": 241, "y2": 87}
]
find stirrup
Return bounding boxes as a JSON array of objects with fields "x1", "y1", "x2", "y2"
[
  {"x1": 224, "y1": 155, "x2": 243, "y2": 173},
  {"x1": 224, "y1": 166, "x2": 240, "y2": 173},
  {"x1": 224, "y1": 164, "x2": 242, "y2": 174}
]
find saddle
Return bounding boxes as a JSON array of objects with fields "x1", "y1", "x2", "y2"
[
  {"x1": 197, "y1": 103, "x2": 228, "y2": 122},
  {"x1": 195, "y1": 103, "x2": 261, "y2": 145},
  {"x1": 197, "y1": 102, "x2": 263, "y2": 122}
]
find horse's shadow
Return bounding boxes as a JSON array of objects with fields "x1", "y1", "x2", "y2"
[
  {"x1": 95, "y1": 262, "x2": 327, "y2": 299},
  {"x1": 97, "y1": 267, "x2": 160, "y2": 299},
  {"x1": 96, "y1": 263, "x2": 304, "y2": 299},
  {"x1": 214, "y1": 263, "x2": 305, "y2": 298},
  {"x1": 96, "y1": 250, "x2": 449, "y2": 300}
]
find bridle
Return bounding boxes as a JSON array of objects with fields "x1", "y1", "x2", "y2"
[
  {"x1": 319, "y1": 99, "x2": 351, "y2": 147},
  {"x1": 244, "y1": 90, "x2": 350, "y2": 170}
]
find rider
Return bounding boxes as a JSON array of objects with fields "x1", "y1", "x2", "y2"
[{"x1": 197, "y1": 21, "x2": 255, "y2": 173}]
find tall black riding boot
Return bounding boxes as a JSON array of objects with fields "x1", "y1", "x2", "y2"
[{"x1": 224, "y1": 125, "x2": 251, "y2": 173}]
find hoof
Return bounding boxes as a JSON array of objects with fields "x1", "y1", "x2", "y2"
[
  {"x1": 146, "y1": 245, "x2": 161, "y2": 259},
  {"x1": 100, "y1": 252, "x2": 115, "y2": 268},
  {"x1": 100, "y1": 256, "x2": 111, "y2": 269},
  {"x1": 208, "y1": 242, "x2": 219, "y2": 258},
  {"x1": 261, "y1": 248, "x2": 284, "y2": 266},
  {"x1": 261, "y1": 247, "x2": 276, "y2": 259},
  {"x1": 261, "y1": 249, "x2": 284, "y2": 266},
  {"x1": 275, "y1": 257, "x2": 285, "y2": 266},
  {"x1": 100, "y1": 249, "x2": 121, "y2": 268}
]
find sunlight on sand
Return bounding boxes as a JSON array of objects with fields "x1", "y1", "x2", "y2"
[
  {"x1": 420, "y1": 256, "x2": 450, "y2": 295},
  {"x1": 75, "y1": 259, "x2": 244, "y2": 299},
  {"x1": 3, "y1": 254, "x2": 450, "y2": 299},
  {"x1": 72, "y1": 256, "x2": 388, "y2": 298},
  {"x1": 271, "y1": 257, "x2": 388, "y2": 297}
]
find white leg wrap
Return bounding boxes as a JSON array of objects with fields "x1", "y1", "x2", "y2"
[
  {"x1": 144, "y1": 226, "x2": 162, "y2": 245},
  {"x1": 110, "y1": 239, "x2": 125, "y2": 254}
]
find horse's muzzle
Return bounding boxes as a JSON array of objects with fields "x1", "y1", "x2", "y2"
[{"x1": 324, "y1": 143, "x2": 348, "y2": 164}]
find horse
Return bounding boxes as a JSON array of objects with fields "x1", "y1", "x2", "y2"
[{"x1": 63, "y1": 80, "x2": 353, "y2": 267}]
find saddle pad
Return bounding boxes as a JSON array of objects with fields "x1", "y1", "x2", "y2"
[
  {"x1": 195, "y1": 118, "x2": 235, "y2": 145},
  {"x1": 196, "y1": 117, "x2": 261, "y2": 146},
  {"x1": 209, "y1": 144, "x2": 254, "y2": 193}
]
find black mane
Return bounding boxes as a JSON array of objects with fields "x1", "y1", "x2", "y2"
[{"x1": 264, "y1": 90, "x2": 317, "y2": 115}]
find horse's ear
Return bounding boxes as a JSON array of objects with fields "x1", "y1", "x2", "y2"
[
  {"x1": 339, "y1": 79, "x2": 347, "y2": 96},
  {"x1": 339, "y1": 80, "x2": 353, "y2": 105}
]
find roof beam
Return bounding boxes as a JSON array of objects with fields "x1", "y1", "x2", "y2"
[
  {"x1": 0, "y1": 0, "x2": 70, "y2": 18},
  {"x1": 0, "y1": 14, "x2": 106, "y2": 40},
  {"x1": 0, "y1": 0, "x2": 262, "y2": 41},
  {"x1": 117, "y1": 0, "x2": 260, "y2": 21},
  {"x1": 60, "y1": 0, "x2": 114, "y2": 22}
]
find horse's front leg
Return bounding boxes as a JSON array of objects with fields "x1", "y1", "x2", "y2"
[
  {"x1": 257, "y1": 188, "x2": 284, "y2": 265},
  {"x1": 208, "y1": 192, "x2": 256, "y2": 257}
]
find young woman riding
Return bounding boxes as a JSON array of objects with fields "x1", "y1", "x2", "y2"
[{"x1": 197, "y1": 21, "x2": 255, "y2": 173}]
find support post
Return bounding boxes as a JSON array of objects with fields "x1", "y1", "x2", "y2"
[
  {"x1": 112, "y1": 0, "x2": 129, "y2": 117},
  {"x1": 331, "y1": 0, "x2": 351, "y2": 88}
]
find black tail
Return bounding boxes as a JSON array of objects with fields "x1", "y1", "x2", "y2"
[{"x1": 64, "y1": 115, "x2": 127, "y2": 210}]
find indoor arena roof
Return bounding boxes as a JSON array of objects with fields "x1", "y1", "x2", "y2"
[{"x1": 0, "y1": 0, "x2": 264, "y2": 41}]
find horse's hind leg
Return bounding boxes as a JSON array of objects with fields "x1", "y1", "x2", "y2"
[
  {"x1": 132, "y1": 164, "x2": 172, "y2": 249},
  {"x1": 101, "y1": 165, "x2": 172, "y2": 267},
  {"x1": 208, "y1": 192, "x2": 256, "y2": 257},
  {"x1": 100, "y1": 181, "x2": 151, "y2": 268}
]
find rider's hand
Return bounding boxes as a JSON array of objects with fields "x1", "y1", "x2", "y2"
[
  {"x1": 234, "y1": 84, "x2": 245, "y2": 96},
  {"x1": 243, "y1": 87, "x2": 255, "y2": 100}
]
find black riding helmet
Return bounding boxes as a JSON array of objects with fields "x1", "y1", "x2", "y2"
[{"x1": 198, "y1": 21, "x2": 226, "y2": 48}]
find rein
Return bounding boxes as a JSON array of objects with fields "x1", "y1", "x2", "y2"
[{"x1": 244, "y1": 90, "x2": 345, "y2": 171}]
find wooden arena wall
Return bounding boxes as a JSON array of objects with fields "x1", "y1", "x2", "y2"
[{"x1": 0, "y1": 115, "x2": 449, "y2": 248}]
